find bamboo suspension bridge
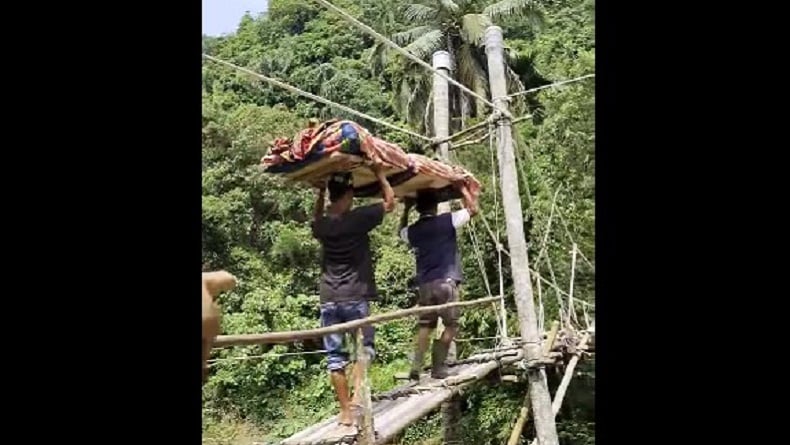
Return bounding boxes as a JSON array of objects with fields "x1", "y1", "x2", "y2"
[
  {"x1": 203, "y1": 1, "x2": 595, "y2": 444},
  {"x1": 213, "y1": 297, "x2": 594, "y2": 445}
]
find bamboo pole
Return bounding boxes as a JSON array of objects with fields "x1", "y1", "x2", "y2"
[
  {"x1": 550, "y1": 333, "x2": 589, "y2": 415},
  {"x1": 373, "y1": 353, "x2": 524, "y2": 444},
  {"x1": 393, "y1": 330, "x2": 595, "y2": 383},
  {"x1": 470, "y1": 334, "x2": 594, "y2": 356},
  {"x1": 356, "y1": 328, "x2": 375, "y2": 445},
  {"x1": 213, "y1": 295, "x2": 501, "y2": 347},
  {"x1": 432, "y1": 51, "x2": 452, "y2": 359},
  {"x1": 527, "y1": 333, "x2": 591, "y2": 445},
  {"x1": 543, "y1": 321, "x2": 561, "y2": 356},
  {"x1": 281, "y1": 353, "x2": 525, "y2": 445},
  {"x1": 507, "y1": 393, "x2": 532, "y2": 445},
  {"x1": 537, "y1": 271, "x2": 544, "y2": 334},
  {"x1": 507, "y1": 321, "x2": 561, "y2": 445},
  {"x1": 424, "y1": 114, "x2": 532, "y2": 150},
  {"x1": 448, "y1": 129, "x2": 491, "y2": 150},
  {"x1": 568, "y1": 244, "x2": 578, "y2": 324},
  {"x1": 485, "y1": 25, "x2": 560, "y2": 445}
]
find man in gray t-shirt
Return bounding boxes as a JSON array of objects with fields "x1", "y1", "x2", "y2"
[{"x1": 312, "y1": 170, "x2": 394, "y2": 427}]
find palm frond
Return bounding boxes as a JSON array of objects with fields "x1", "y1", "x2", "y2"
[
  {"x1": 396, "y1": 77, "x2": 412, "y2": 116},
  {"x1": 404, "y1": 3, "x2": 438, "y2": 22},
  {"x1": 368, "y1": 41, "x2": 390, "y2": 75},
  {"x1": 484, "y1": 0, "x2": 546, "y2": 31},
  {"x1": 423, "y1": 90, "x2": 433, "y2": 135},
  {"x1": 391, "y1": 25, "x2": 435, "y2": 45},
  {"x1": 407, "y1": 78, "x2": 430, "y2": 128},
  {"x1": 456, "y1": 44, "x2": 486, "y2": 86},
  {"x1": 505, "y1": 65, "x2": 527, "y2": 113},
  {"x1": 484, "y1": 0, "x2": 529, "y2": 17},
  {"x1": 456, "y1": 43, "x2": 489, "y2": 117},
  {"x1": 506, "y1": 66, "x2": 525, "y2": 93},
  {"x1": 461, "y1": 14, "x2": 492, "y2": 47},
  {"x1": 404, "y1": 29, "x2": 445, "y2": 60},
  {"x1": 504, "y1": 44, "x2": 535, "y2": 64}
]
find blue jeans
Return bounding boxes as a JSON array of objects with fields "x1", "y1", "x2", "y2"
[{"x1": 320, "y1": 300, "x2": 376, "y2": 371}]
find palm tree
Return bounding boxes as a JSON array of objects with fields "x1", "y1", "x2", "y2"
[{"x1": 372, "y1": 0, "x2": 546, "y2": 133}]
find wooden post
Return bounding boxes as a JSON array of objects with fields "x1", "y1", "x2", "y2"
[
  {"x1": 484, "y1": 25, "x2": 560, "y2": 445},
  {"x1": 527, "y1": 333, "x2": 591, "y2": 445},
  {"x1": 506, "y1": 320, "x2": 560, "y2": 445},
  {"x1": 543, "y1": 321, "x2": 561, "y2": 357},
  {"x1": 507, "y1": 393, "x2": 532, "y2": 445},
  {"x1": 432, "y1": 50, "x2": 453, "y2": 342},
  {"x1": 433, "y1": 49, "x2": 462, "y2": 445},
  {"x1": 355, "y1": 328, "x2": 375, "y2": 445},
  {"x1": 551, "y1": 333, "x2": 589, "y2": 415},
  {"x1": 433, "y1": 50, "x2": 452, "y2": 177},
  {"x1": 568, "y1": 243, "x2": 578, "y2": 324},
  {"x1": 537, "y1": 270, "x2": 545, "y2": 333}
]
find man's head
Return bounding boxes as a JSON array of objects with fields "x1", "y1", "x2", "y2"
[
  {"x1": 416, "y1": 189, "x2": 439, "y2": 216},
  {"x1": 328, "y1": 173, "x2": 354, "y2": 211}
]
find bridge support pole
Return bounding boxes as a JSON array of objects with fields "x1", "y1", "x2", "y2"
[
  {"x1": 355, "y1": 328, "x2": 375, "y2": 444},
  {"x1": 509, "y1": 321, "x2": 560, "y2": 445},
  {"x1": 432, "y1": 49, "x2": 452, "y2": 220},
  {"x1": 432, "y1": 49, "x2": 463, "y2": 445},
  {"x1": 484, "y1": 26, "x2": 560, "y2": 445}
]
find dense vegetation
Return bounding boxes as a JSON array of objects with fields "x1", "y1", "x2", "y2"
[{"x1": 202, "y1": 0, "x2": 594, "y2": 444}]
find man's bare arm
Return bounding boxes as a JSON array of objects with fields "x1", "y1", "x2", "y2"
[
  {"x1": 459, "y1": 183, "x2": 479, "y2": 217},
  {"x1": 371, "y1": 163, "x2": 395, "y2": 212}
]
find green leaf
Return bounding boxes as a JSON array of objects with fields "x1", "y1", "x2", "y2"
[
  {"x1": 403, "y1": 3, "x2": 438, "y2": 22},
  {"x1": 391, "y1": 25, "x2": 435, "y2": 45},
  {"x1": 403, "y1": 29, "x2": 445, "y2": 60},
  {"x1": 460, "y1": 14, "x2": 491, "y2": 46}
]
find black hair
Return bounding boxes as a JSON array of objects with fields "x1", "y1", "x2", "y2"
[
  {"x1": 416, "y1": 189, "x2": 439, "y2": 214},
  {"x1": 328, "y1": 173, "x2": 353, "y2": 203}
]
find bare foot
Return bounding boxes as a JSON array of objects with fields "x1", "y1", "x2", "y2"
[
  {"x1": 338, "y1": 409, "x2": 353, "y2": 426},
  {"x1": 335, "y1": 423, "x2": 356, "y2": 438}
]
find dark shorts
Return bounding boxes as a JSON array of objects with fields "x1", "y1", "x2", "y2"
[
  {"x1": 320, "y1": 300, "x2": 375, "y2": 372},
  {"x1": 417, "y1": 278, "x2": 460, "y2": 328}
]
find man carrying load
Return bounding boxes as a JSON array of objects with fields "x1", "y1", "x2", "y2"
[
  {"x1": 312, "y1": 167, "x2": 395, "y2": 427},
  {"x1": 398, "y1": 184, "x2": 479, "y2": 380}
]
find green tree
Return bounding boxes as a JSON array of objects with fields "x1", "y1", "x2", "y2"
[
  {"x1": 201, "y1": 1, "x2": 595, "y2": 443},
  {"x1": 372, "y1": 0, "x2": 546, "y2": 132}
]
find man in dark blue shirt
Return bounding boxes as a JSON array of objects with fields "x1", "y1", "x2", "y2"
[
  {"x1": 312, "y1": 170, "x2": 394, "y2": 427},
  {"x1": 398, "y1": 185, "x2": 478, "y2": 379}
]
